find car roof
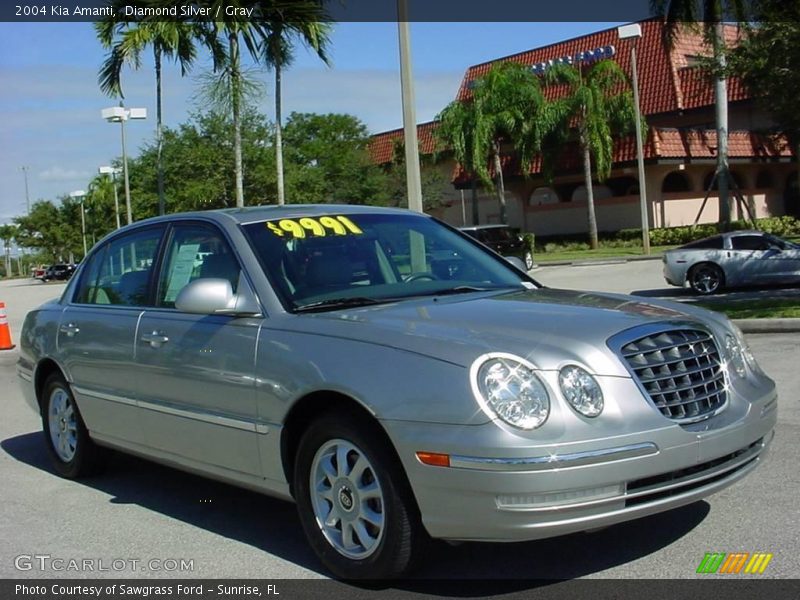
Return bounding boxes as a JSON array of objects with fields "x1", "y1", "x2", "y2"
[
  {"x1": 128, "y1": 204, "x2": 421, "y2": 228},
  {"x1": 459, "y1": 224, "x2": 514, "y2": 231},
  {"x1": 725, "y1": 230, "x2": 767, "y2": 237}
]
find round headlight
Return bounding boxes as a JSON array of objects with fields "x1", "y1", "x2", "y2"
[
  {"x1": 471, "y1": 354, "x2": 550, "y2": 430},
  {"x1": 559, "y1": 365, "x2": 604, "y2": 417},
  {"x1": 731, "y1": 323, "x2": 765, "y2": 377},
  {"x1": 725, "y1": 334, "x2": 747, "y2": 378}
]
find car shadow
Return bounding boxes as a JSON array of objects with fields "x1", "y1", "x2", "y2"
[{"x1": 2, "y1": 431, "x2": 710, "y2": 591}]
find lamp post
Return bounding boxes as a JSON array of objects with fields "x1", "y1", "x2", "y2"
[
  {"x1": 20, "y1": 166, "x2": 31, "y2": 214},
  {"x1": 69, "y1": 190, "x2": 87, "y2": 257},
  {"x1": 99, "y1": 166, "x2": 122, "y2": 230},
  {"x1": 101, "y1": 104, "x2": 146, "y2": 226},
  {"x1": 397, "y1": 0, "x2": 423, "y2": 214},
  {"x1": 618, "y1": 23, "x2": 650, "y2": 255}
]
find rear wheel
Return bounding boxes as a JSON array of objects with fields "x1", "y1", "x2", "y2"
[
  {"x1": 41, "y1": 373, "x2": 102, "y2": 478},
  {"x1": 294, "y1": 414, "x2": 425, "y2": 579},
  {"x1": 689, "y1": 263, "x2": 724, "y2": 295}
]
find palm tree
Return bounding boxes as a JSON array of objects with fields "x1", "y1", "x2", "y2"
[
  {"x1": 199, "y1": 4, "x2": 267, "y2": 208},
  {"x1": 544, "y1": 61, "x2": 637, "y2": 249},
  {"x1": 96, "y1": 15, "x2": 199, "y2": 217},
  {"x1": 261, "y1": 6, "x2": 331, "y2": 205},
  {"x1": 0, "y1": 224, "x2": 16, "y2": 278},
  {"x1": 436, "y1": 62, "x2": 551, "y2": 224},
  {"x1": 652, "y1": 0, "x2": 750, "y2": 229},
  {"x1": 435, "y1": 100, "x2": 480, "y2": 224}
]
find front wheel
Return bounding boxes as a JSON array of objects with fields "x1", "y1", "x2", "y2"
[
  {"x1": 294, "y1": 414, "x2": 425, "y2": 579},
  {"x1": 689, "y1": 263, "x2": 724, "y2": 295},
  {"x1": 41, "y1": 373, "x2": 102, "y2": 478},
  {"x1": 523, "y1": 250, "x2": 534, "y2": 271}
]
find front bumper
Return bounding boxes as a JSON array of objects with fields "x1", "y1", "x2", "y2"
[
  {"x1": 662, "y1": 261, "x2": 687, "y2": 287},
  {"x1": 384, "y1": 381, "x2": 777, "y2": 542}
]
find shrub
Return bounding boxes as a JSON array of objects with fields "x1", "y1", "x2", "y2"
[{"x1": 537, "y1": 216, "x2": 800, "y2": 253}]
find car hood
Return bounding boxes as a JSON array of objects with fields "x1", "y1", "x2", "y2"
[{"x1": 285, "y1": 288, "x2": 721, "y2": 377}]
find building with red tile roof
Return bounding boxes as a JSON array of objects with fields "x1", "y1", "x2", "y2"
[{"x1": 368, "y1": 19, "x2": 798, "y2": 236}]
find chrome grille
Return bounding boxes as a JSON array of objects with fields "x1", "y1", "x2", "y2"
[{"x1": 621, "y1": 329, "x2": 727, "y2": 422}]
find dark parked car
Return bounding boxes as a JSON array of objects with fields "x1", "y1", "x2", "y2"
[
  {"x1": 460, "y1": 224, "x2": 534, "y2": 270},
  {"x1": 41, "y1": 264, "x2": 76, "y2": 282}
]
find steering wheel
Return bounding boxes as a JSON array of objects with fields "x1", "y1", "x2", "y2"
[{"x1": 404, "y1": 272, "x2": 439, "y2": 282}]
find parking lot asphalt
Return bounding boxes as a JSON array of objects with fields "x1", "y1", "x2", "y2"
[{"x1": 0, "y1": 270, "x2": 798, "y2": 582}]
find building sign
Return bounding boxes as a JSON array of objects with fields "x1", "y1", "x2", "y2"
[{"x1": 531, "y1": 45, "x2": 616, "y2": 75}]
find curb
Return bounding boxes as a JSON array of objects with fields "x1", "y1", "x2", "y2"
[
  {"x1": 535, "y1": 254, "x2": 664, "y2": 268},
  {"x1": 733, "y1": 318, "x2": 800, "y2": 334}
]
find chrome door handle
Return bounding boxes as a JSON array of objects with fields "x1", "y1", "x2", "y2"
[
  {"x1": 59, "y1": 323, "x2": 80, "y2": 337},
  {"x1": 141, "y1": 331, "x2": 169, "y2": 348}
]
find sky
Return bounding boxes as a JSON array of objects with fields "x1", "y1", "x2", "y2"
[{"x1": 0, "y1": 21, "x2": 624, "y2": 227}]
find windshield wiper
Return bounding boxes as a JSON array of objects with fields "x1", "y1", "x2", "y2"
[
  {"x1": 294, "y1": 296, "x2": 387, "y2": 313},
  {"x1": 432, "y1": 285, "x2": 517, "y2": 296}
]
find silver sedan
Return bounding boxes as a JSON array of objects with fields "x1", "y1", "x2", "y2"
[
  {"x1": 663, "y1": 230, "x2": 800, "y2": 295},
  {"x1": 17, "y1": 207, "x2": 776, "y2": 578}
]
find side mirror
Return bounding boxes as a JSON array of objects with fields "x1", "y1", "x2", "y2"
[
  {"x1": 175, "y1": 276, "x2": 263, "y2": 316},
  {"x1": 505, "y1": 256, "x2": 528, "y2": 272},
  {"x1": 175, "y1": 278, "x2": 234, "y2": 314}
]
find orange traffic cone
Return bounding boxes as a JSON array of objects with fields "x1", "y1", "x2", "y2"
[{"x1": 0, "y1": 302, "x2": 15, "y2": 351}]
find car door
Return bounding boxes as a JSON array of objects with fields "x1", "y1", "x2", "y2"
[
  {"x1": 728, "y1": 234, "x2": 786, "y2": 285},
  {"x1": 58, "y1": 225, "x2": 165, "y2": 446},
  {"x1": 135, "y1": 221, "x2": 263, "y2": 477}
]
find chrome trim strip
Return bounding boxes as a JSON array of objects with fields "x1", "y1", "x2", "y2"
[
  {"x1": 139, "y1": 399, "x2": 252, "y2": 432},
  {"x1": 449, "y1": 442, "x2": 659, "y2": 472},
  {"x1": 138, "y1": 399, "x2": 273, "y2": 435},
  {"x1": 73, "y1": 386, "x2": 138, "y2": 408},
  {"x1": 73, "y1": 385, "x2": 273, "y2": 435}
]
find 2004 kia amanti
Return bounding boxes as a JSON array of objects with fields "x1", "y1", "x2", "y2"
[{"x1": 17, "y1": 206, "x2": 776, "y2": 578}]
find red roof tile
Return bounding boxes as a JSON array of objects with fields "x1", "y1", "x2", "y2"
[
  {"x1": 653, "y1": 128, "x2": 792, "y2": 159},
  {"x1": 451, "y1": 128, "x2": 793, "y2": 184},
  {"x1": 367, "y1": 121, "x2": 439, "y2": 165}
]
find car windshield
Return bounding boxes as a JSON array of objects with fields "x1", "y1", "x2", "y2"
[{"x1": 242, "y1": 212, "x2": 532, "y2": 311}]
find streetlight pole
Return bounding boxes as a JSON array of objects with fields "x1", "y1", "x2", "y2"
[
  {"x1": 69, "y1": 190, "x2": 87, "y2": 257},
  {"x1": 21, "y1": 166, "x2": 30, "y2": 214},
  {"x1": 618, "y1": 23, "x2": 650, "y2": 255},
  {"x1": 397, "y1": 0, "x2": 423, "y2": 214},
  {"x1": 102, "y1": 104, "x2": 146, "y2": 226},
  {"x1": 99, "y1": 166, "x2": 122, "y2": 229}
]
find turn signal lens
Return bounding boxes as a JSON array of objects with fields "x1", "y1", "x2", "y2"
[{"x1": 415, "y1": 452, "x2": 450, "y2": 467}]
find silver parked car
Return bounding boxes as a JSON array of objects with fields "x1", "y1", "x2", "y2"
[
  {"x1": 663, "y1": 230, "x2": 800, "y2": 295},
  {"x1": 18, "y1": 206, "x2": 776, "y2": 578}
]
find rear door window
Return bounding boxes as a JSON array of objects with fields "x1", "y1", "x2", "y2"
[{"x1": 74, "y1": 227, "x2": 164, "y2": 306}]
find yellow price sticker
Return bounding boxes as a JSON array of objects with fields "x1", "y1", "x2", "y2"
[{"x1": 265, "y1": 215, "x2": 363, "y2": 238}]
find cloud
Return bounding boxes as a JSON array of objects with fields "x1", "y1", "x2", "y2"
[{"x1": 38, "y1": 166, "x2": 92, "y2": 182}]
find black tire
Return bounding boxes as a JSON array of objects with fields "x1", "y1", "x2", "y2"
[
  {"x1": 689, "y1": 263, "x2": 725, "y2": 295},
  {"x1": 294, "y1": 413, "x2": 426, "y2": 579},
  {"x1": 524, "y1": 250, "x2": 534, "y2": 271},
  {"x1": 41, "y1": 373, "x2": 102, "y2": 478}
]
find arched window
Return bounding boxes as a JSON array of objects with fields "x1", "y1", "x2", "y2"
[
  {"x1": 755, "y1": 170, "x2": 774, "y2": 189},
  {"x1": 605, "y1": 176, "x2": 639, "y2": 196},
  {"x1": 662, "y1": 171, "x2": 691, "y2": 193},
  {"x1": 571, "y1": 184, "x2": 613, "y2": 202},
  {"x1": 529, "y1": 187, "x2": 559, "y2": 205},
  {"x1": 703, "y1": 170, "x2": 743, "y2": 191}
]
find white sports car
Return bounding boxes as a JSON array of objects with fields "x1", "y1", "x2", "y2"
[{"x1": 663, "y1": 230, "x2": 800, "y2": 295}]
